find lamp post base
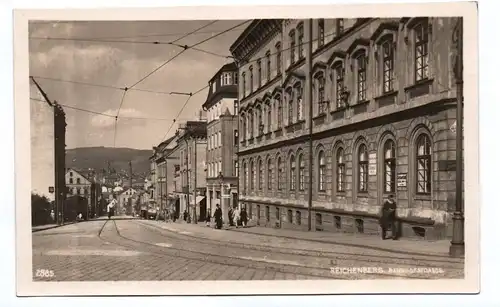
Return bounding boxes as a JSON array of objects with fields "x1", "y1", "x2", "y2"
[{"x1": 449, "y1": 211, "x2": 465, "y2": 258}]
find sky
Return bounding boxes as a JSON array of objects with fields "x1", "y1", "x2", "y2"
[{"x1": 29, "y1": 20, "x2": 248, "y2": 150}]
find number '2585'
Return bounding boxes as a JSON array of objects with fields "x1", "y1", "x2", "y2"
[{"x1": 35, "y1": 269, "x2": 54, "y2": 278}]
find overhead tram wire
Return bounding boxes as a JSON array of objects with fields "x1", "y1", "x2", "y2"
[
  {"x1": 126, "y1": 20, "x2": 250, "y2": 90},
  {"x1": 30, "y1": 28, "x2": 342, "y2": 95},
  {"x1": 170, "y1": 20, "x2": 218, "y2": 44}
]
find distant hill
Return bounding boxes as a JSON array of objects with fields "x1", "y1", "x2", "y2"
[{"x1": 65, "y1": 147, "x2": 152, "y2": 176}]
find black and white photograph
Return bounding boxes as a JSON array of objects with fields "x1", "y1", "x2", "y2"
[{"x1": 14, "y1": 2, "x2": 479, "y2": 296}]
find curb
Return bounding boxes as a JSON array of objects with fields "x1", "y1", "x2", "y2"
[{"x1": 32, "y1": 222, "x2": 77, "y2": 233}]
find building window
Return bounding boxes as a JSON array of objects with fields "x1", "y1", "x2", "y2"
[
  {"x1": 318, "y1": 19, "x2": 325, "y2": 47},
  {"x1": 257, "y1": 106, "x2": 264, "y2": 135},
  {"x1": 221, "y1": 72, "x2": 233, "y2": 85},
  {"x1": 218, "y1": 132, "x2": 221, "y2": 147},
  {"x1": 77, "y1": 178, "x2": 81, "y2": 184},
  {"x1": 234, "y1": 130, "x2": 238, "y2": 145},
  {"x1": 266, "y1": 206, "x2": 270, "y2": 222},
  {"x1": 242, "y1": 72, "x2": 246, "y2": 97},
  {"x1": 296, "y1": 86, "x2": 303, "y2": 120},
  {"x1": 384, "y1": 139, "x2": 396, "y2": 193},
  {"x1": 318, "y1": 150, "x2": 326, "y2": 191},
  {"x1": 337, "y1": 147, "x2": 345, "y2": 192},
  {"x1": 250, "y1": 160, "x2": 255, "y2": 190},
  {"x1": 233, "y1": 100, "x2": 238, "y2": 115},
  {"x1": 336, "y1": 18, "x2": 344, "y2": 35},
  {"x1": 69, "y1": 178, "x2": 73, "y2": 184},
  {"x1": 70, "y1": 172, "x2": 73, "y2": 177},
  {"x1": 249, "y1": 111, "x2": 254, "y2": 138},
  {"x1": 276, "y1": 96, "x2": 283, "y2": 129},
  {"x1": 258, "y1": 159, "x2": 264, "y2": 190},
  {"x1": 298, "y1": 23, "x2": 304, "y2": 59},
  {"x1": 356, "y1": 54, "x2": 367, "y2": 102},
  {"x1": 358, "y1": 144, "x2": 368, "y2": 192},
  {"x1": 276, "y1": 207, "x2": 280, "y2": 222},
  {"x1": 243, "y1": 162, "x2": 247, "y2": 193},
  {"x1": 267, "y1": 158, "x2": 273, "y2": 190},
  {"x1": 290, "y1": 155, "x2": 296, "y2": 191},
  {"x1": 249, "y1": 66, "x2": 254, "y2": 93},
  {"x1": 277, "y1": 157, "x2": 284, "y2": 190},
  {"x1": 287, "y1": 209, "x2": 293, "y2": 223},
  {"x1": 234, "y1": 160, "x2": 239, "y2": 177},
  {"x1": 416, "y1": 134, "x2": 432, "y2": 194},
  {"x1": 414, "y1": 23, "x2": 429, "y2": 82},
  {"x1": 298, "y1": 154, "x2": 305, "y2": 191},
  {"x1": 257, "y1": 60, "x2": 262, "y2": 87},
  {"x1": 276, "y1": 42, "x2": 282, "y2": 74},
  {"x1": 317, "y1": 74, "x2": 327, "y2": 114},
  {"x1": 266, "y1": 51, "x2": 271, "y2": 81},
  {"x1": 241, "y1": 116, "x2": 246, "y2": 141},
  {"x1": 289, "y1": 30, "x2": 296, "y2": 64},
  {"x1": 382, "y1": 41, "x2": 395, "y2": 93},
  {"x1": 288, "y1": 93, "x2": 294, "y2": 124},
  {"x1": 335, "y1": 65, "x2": 345, "y2": 108},
  {"x1": 234, "y1": 72, "x2": 238, "y2": 84},
  {"x1": 266, "y1": 104, "x2": 272, "y2": 132}
]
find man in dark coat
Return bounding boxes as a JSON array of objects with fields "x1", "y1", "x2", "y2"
[
  {"x1": 228, "y1": 207, "x2": 234, "y2": 226},
  {"x1": 240, "y1": 206, "x2": 248, "y2": 227},
  {"x1": 214, "y1": 204, "x2": 223, "y2": 229},
  {"x1": 379, "y1": 194, "x2": 398, "y2": 240}
]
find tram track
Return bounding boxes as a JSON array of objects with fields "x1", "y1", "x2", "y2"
[
  {"x1": 97, "y1": 219, "x2": 451, "y2": 280},
  {"x1": 135, "y1": 220, "x2": 463, "y2": 270}
]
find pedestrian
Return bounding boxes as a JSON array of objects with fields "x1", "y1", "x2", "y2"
[
  {"x1": 107, "y1": 195, "x2": 117, "y2": 219},
  {"x1": 379, "y1": 194, "x2": 398, "y2": 240},
  {"x1": 205, "y1": 212, "x2": 211, "y2": 227},
  {"x1": 214, "y1": 204, "x2": 223, "y2": 229},
  {"x1": 228, "y1": 206, "x2": 234, "y2": 226},
  {"x1": 240, "y1": 206, "x2": 248, "y2": 227},
  {"x1": 183, "y1": 210, "x2": 188, "y2": 222},
  {"x1": 233, "y1": 206, "x2": 240, "y2": 228}
]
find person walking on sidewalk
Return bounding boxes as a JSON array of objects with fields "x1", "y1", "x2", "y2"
[
  {"x1": 379, "y1": 194, "x2": 398, "y2": 240},
  {"x1": 228, "y1": 207, "x2": 234, "y2": 226},
  {"x1": 107, "y1": 195, "x2": 117, "y2": 219},
  {"x1": 233, "y1": 206, "x2": 240, "y2": 228},
  {"x1": 214, "y1": 204, "x2": 223, "y2": 229},
  {"x1": 240, "y1": 206, "x2": 248, "y2": 227}
]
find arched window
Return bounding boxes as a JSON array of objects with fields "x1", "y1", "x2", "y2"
[
  {"x1": 257, "y1": 106, "x2": 263, "y2": 135},
  {"x1": 336, "y1": 148, "x2": 345, "y2": 192},
  {"x1": 414, "y1": 22, "x2": 429, "y2": 82},
  {"x1": 318, "y1": 150, "x2": 326, "y2": 192},
  {"x1": 242, "y1": 72, "x2": 246, "y2": 97},
  {"x1": 358, "y1": 144, "x2": 368, "y2": 192},
  {"x1": 382, "y1": 41, "x2": 395, "y2": 93},
  {"x1": 241, "y1": 115, "x2": 246, "y2": 141},
  {"x1": 298, "y1": 154, "x2": 305, "y2": 191},
  {"x1": 276, "y1": 42, "x2": 282, "y2": 74},
  {"x1": 249, "y1": 65, "x2": 254, "y2": 93},
  {"x1": 290, "y1": 155, "x2": 296, "y2": 191},
  {"x1": 384, "y1": 139, "x2": 396, "y2": 193},
  {"x1": 277, "y1": 157, "x2": 284, "y2": 191},
  {"x1": 288, "y1": 92, "x2": 294, "y2": 124},
  {"x1": 416, "y1": 134, "x2": 432, "y2": 194},
  {"x1": 297, "y1": 23, "x2": 304, "y2": 59},
  {"x1": 267, "y1": 103, "x2": 272, "y2": 132},
  {"x1": 318, "y1": 19, "x2": 325, "y2": 47},
  {"x1": 289, "y1": 30, "x2": 296, "y2": 64},
  {"x1": 296, "y1": 86, "x2": 304, "y2": 120},
  {"x1": 248, "y1": 111, "x2": 254, "y2": 138},
  {"x1": 267, "y1": 158, "x2": 273, "y2": 190},
  {"x1": 334, "y1": 64, "x2": 345, "y2": 108},
  {"x1": 250, "y1": 160, "x2": 255, "y2": 190},
  {"x1": 266, "y1": 51, "x2": 271, "y2": 81},
  {"x1": 258, "y1": 159, "x2": 264, "y2": 190},
  {"x1": 257, "y1": 59, "x2": 262, "y2": 87}
]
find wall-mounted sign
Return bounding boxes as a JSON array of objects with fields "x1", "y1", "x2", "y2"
[
  {"x1": 368, "y1": 153, "x2": 377, "y2": 175},
  {"x1": 397, "y1": 173, "x2": 407, "y2": 188}
]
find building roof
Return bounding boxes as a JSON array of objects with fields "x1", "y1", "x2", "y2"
[{"x1": 202, "y1": 62, "x2": 238, "y2": 110}]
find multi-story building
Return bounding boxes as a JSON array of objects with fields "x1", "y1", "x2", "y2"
[
  {"x1": 152, "y1": 134, "x2": 179, "y2": 213},
  {"x1": 202, "y1": 62, "x2": 240, "y2": 222},
  {"x1": 230, "y1": 18, "x2": 462, "y2": 239},
  {"x1": 177, "y1": 121, "x2": 208, "y2": 222}
]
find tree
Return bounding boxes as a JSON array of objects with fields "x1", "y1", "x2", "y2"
[{"x1": 31, "y1": 193, "x2": 53, "y2": 226}]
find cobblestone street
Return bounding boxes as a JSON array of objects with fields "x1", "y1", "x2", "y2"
[{"x1": 32, "y1": 218, "x2": 464, "y2": 281}]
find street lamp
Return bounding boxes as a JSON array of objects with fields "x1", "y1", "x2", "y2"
[{"x1": 217, "y1": 172, "x2": 226, "y2": 225}]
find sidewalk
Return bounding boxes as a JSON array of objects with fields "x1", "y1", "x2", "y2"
[
  {"x1": 141, "y1": 219, "x2": 457, "y2": 258},
  {"x1": 32, "y1": 222, "x2": 76, "y2": 232}
]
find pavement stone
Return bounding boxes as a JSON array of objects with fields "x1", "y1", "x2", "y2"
[{"x1": 31, "y1": 219, "x2": 464, "y2": 282}]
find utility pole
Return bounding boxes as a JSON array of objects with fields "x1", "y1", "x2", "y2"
[
  {"x1": 450, "y1": 17, "x2": 464, "y2": 257},
  {"x1": 306, "y1": 19, "x2": 313, "y2": 231},
  {"x1": 193, "y1": 137, "x2": 198, "y2": 224},
  {"x1": 31, "y1": 77, "x2": 66, "y2": 225}
]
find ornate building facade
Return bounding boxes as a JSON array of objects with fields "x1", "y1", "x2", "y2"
[
  {"x1": 230, "y1": 18, "x2": 462, "y2": 239},
  {"x1": 203, "y1": 62, "x2": 240, "y2": 222}
]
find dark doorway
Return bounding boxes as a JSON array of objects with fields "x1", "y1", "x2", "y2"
[
  {"x1": 199, "y1": 198, "x2": 207, "y2": 222},
  {"x1": 175, "y1": 199, "x2": 180, "y2": 219}
]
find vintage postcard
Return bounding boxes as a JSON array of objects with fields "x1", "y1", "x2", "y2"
[{"x1": 15, "y1": 2, "x2": 479, "y2": 296}]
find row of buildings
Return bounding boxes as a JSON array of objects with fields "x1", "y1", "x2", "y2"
[{"x1": 149, "y1": 17, "x2": 463, "y2": 240}]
